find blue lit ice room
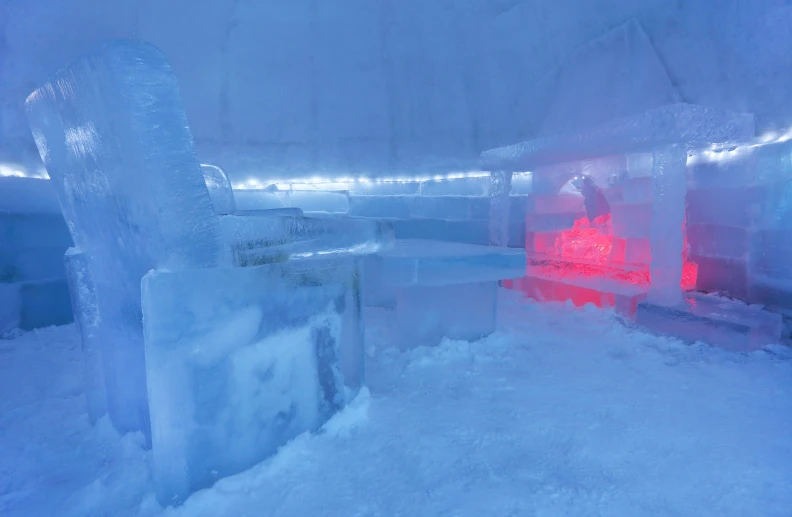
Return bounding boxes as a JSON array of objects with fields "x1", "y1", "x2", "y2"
[{"x1": 1, "y1": 1, "x2": 791, "y2": 516}]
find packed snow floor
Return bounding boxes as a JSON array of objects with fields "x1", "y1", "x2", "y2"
[{"x1": 2, "y1": 290, "x2": 791, "y2": 517}]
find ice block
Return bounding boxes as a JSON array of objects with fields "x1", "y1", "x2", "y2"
[
  {"x1": 635, "y1": 292, "x2": 782, "y2": 352},
  {"x1": 219, "y1": 213, "x2": 394, "y2": 266},
  {"x1": 201, "y1": 164, "x2": 236, "y2": 215},
  {"x1": 26, "y1": 40, "x2": 222, "y2": 437},
  {"x1": 142, "y1": 257, "x2": 362, "y2": 506},
  {"x1": 64, "y1": 248, "x2": 106, "y2": 423},
  {"x1": 233, "y1": 189, "x2": 290, "y2": 211},
  {"x1": 289, "y1": 190, "x2": 350, "y2": 214},
  {"x1": 349, "y1": 195, "x2": 411, "y2": 219},
  {"x1": 364, "y1": 239, "x2": 525, "y2": 347},
  {"x1": 489, "y1": 171, "x2": 512, "y2": 247}
]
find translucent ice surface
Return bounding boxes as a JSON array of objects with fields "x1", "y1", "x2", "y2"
[
  {"x1": 63, "y1": 248, "x2": 106, "y2": 423},
  {"x1": 636, "y1": 292, "x2": 783, "y2": 352},
  {"x1": 142, "y1": 257, "x2": 362, "y2": 506},
  {"x1": 201, "y1": 164, "x2": 237, "y2": 215}
]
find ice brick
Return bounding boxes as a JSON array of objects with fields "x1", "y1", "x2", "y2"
[
  {"x1": 611, "y1": 203, "x2": 652, "y2": 238},
  {"x1": 219, "y1": 213, "x2": 394, "y2": 266},
  {"x1": 349, "y1": 195, "x2": 411, "y2": 218},
  {"x1": 233, "y1": 189, "x2": 290, "y2": 211},
  {"x1": 749, "y1": 275, "x2": 792, "y2": 313},
  {"x1": 419, "y1": 176, "x2": 490, "y2": 196},
  {"x1": 686, "y1": 185, "x2": 768, "y2": 227},
  {"x1": 396, "y1": 281, "x2": 497, "y2": 349},
  {"x1": 489, "y1": 171, "x2": 512, "y2": 246},
  {"x1": 26, "y1": 40, "x2": 223, "y2": 437},
  {"x1": 391, "y1": 219, "x2": 489, "y2": 245},
  {"x1": 141, "y1": 257, "x2": 362, "y2": 506},
  {"x1": 64, "y1": 248, "x2": 106, "y2": 423},
  {"x1": 201, "y1": 164, "x2": 236, "y2": 215},
  {"x1": 635, "y1": 292, "x2": 782, "y2": 352},
  {"x1": 525, "y1": 212, "x2": 585, "y2": 233},
  {"x1": 691, "y1": 254, "x2": 749, "y2": 300},
  {"x1": 534, "y1": 194, "x2": 585, "y2": 214},
  {"x1": 687, "y1": 224, "x2": 750, "y2": 259},
  {"x1": 409, "y1": 196, "x2": 486, "y2": 221},
  {"x1": 619, "y1": 176, "x2": 652, "y2": 204},
  {"x1": 290, "y1": 190, "x2": 350, "y2": 214},
  {"x1": 750, "y1": 228, "x2": 792, "y2": 278}
]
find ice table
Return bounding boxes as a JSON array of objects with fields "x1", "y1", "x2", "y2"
[
  {"x1": 635, "y1": 292, "x2": 783, "y2": 352},
  {"x1": 364, "y1": 239, "x2": 526, "y2": 348}
]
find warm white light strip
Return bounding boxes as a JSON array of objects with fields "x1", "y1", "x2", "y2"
[
  {"x1": 6, "y1": 126, "x2": 792, "y2": 183},
  {"x1": 687, "y1": 127, "x2": 792, "y2": 166},
  {"x1": 231, "y1": 170, "x2": 532, "y2": 191}
]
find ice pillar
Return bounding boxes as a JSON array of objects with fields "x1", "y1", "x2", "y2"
[
  {"x1": 648, "y1": 144, "x2": 687, "y2": 306},
  {"x1": 489, "y1": 170, "x2": 513, "y2": 247}
]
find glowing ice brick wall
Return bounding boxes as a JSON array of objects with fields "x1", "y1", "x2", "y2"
[{"x1": 4, "y1": 0, "x2": 792, "y2": 179}]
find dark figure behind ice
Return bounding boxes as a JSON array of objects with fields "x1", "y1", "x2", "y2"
[{"x1": 580, "y1": 176, "x2": 610, "y2": 221}]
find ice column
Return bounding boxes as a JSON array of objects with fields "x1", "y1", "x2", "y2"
[
  {"x1": 489, "y1": 171, "x2": 513, "y2": 247},
  {"x1": 648, "y1": 144, "x2": 687, "y2": 306}
]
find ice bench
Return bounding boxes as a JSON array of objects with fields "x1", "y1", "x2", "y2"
[{"x1": 363, "y1": 239, "x2": 526, "y2": 348}]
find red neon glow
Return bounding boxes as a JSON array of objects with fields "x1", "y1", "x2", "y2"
[{"x1": 511, "y1": 213, "x2": 699, "y2": 307}]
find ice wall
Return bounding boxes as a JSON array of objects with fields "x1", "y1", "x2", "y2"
[{"x1": 3, "y1": 0, "x2": 792, "y2": 178}]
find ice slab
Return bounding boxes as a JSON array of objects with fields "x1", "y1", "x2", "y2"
[
  {"x1": 480, "y1": 104, "x2": 755, "y2": 173},
  {"x1": 611, "y1": 203, "x2": 652, "y2": 238},
  {"x1": 142, "y1": 257, "x2": 361, "y2": 506},
  {"x1": 489, "y1": 171, "x2": 512, "y2": 247},
  {"x1": 201, "y1": 164, "x2": 236, "y2": 215},
  {"x1": 219, "y1": 214, "x2": 394, "y2": 266},
  {"x1": 26, "y1": 40, "x2": 223, "y2": 437},
  {"x1": 396, "y1": 281, "x2": 497, "y2": 349},
  {"x1": 64, "y1": 248, "x2": 106, "y2": 423},
  {"x1": 391, "y1": 219, "x2": 489, "y2": 245},
  {"x1": 687, "y1": 185, "x2": 769, "y2": 228},
  {"x1": 0, "y1": 282, "x2": 20, "y2": 333},
  {"x1": 691, "y1": 254, "x2": 749, "y2": 300},
  {"x1": 750, "y1": 229, "x2": 792, "y2": 278},
  {"x1": 687, "y1": 224, "x2": 750, "y2": 259},
  {"x1": 349, "y1": 196, "x2": 411, "y2": 219},
  {"x1": 289, "y1": 190, "x2": 350, "y2": 214},
  {"x1": 539, "y1": 19, "x2": 681, "y2": 136},
  {"x1": 367, "y1": 239, "x2": 526, "y2": 289},
  {"x1": 419, "y1": 176, "x2": 490, "y2": 196},
  {"x1": 233, "y1": 189, "x2": 290, "y2": 211},
  {"x1": 635, "y1": 292, "x2": 783, "y2": 352}
]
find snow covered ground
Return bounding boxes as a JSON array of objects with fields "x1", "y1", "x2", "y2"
[{"x1": 2, "y1": 290, "x2": 791, "y2": 517}]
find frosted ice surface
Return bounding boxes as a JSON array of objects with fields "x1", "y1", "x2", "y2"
[
  {"x1": 219, "y1": 213, "x2": 394, "y2": 266},
  {"x1": 367, "y1": 239, "x2": 525, "y2": 288},
  {"x1": 25, "y1": 40, "x2": 222, "y2": 436},
  {"x1": 636, "y1": 292, "x2": 783, "y2": 352},
  {"x1": 648, "y1": 144, "x2": 687, "y2": 306},
  {"x1": 142, "y1": 257, "x2": 362, "y2": 506},
  {"x1": 489, "y1": 171, "x2": 512, "y2": 247},
  {"x1": 539, "y1": 20, "x2": 681, "y2": 136},
  {"x1": 480, "y1": 104, "x2": 755, "y2": 173},
  {"x1": 201, "y1": 164, "x2": 236, "y2": 215},
  {"x1": 64, "y1": 248, "x2": 106, "y2": 423},
  {"x1": 396, "y1": 281, "x2": 497, "y2": 349}
]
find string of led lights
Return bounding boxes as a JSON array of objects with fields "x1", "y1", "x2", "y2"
[{"x1": 3, "y1": 128, "x2": 792, "y2": 184}]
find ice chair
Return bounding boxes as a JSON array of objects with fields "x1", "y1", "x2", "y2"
[{"x1": 27, "y1": 39, "x2": 393, "y2": 505}]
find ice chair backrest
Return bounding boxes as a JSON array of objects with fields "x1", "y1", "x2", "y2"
[{"x1": 26, "y1": 39, "x2": 223, "y2": 301}]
